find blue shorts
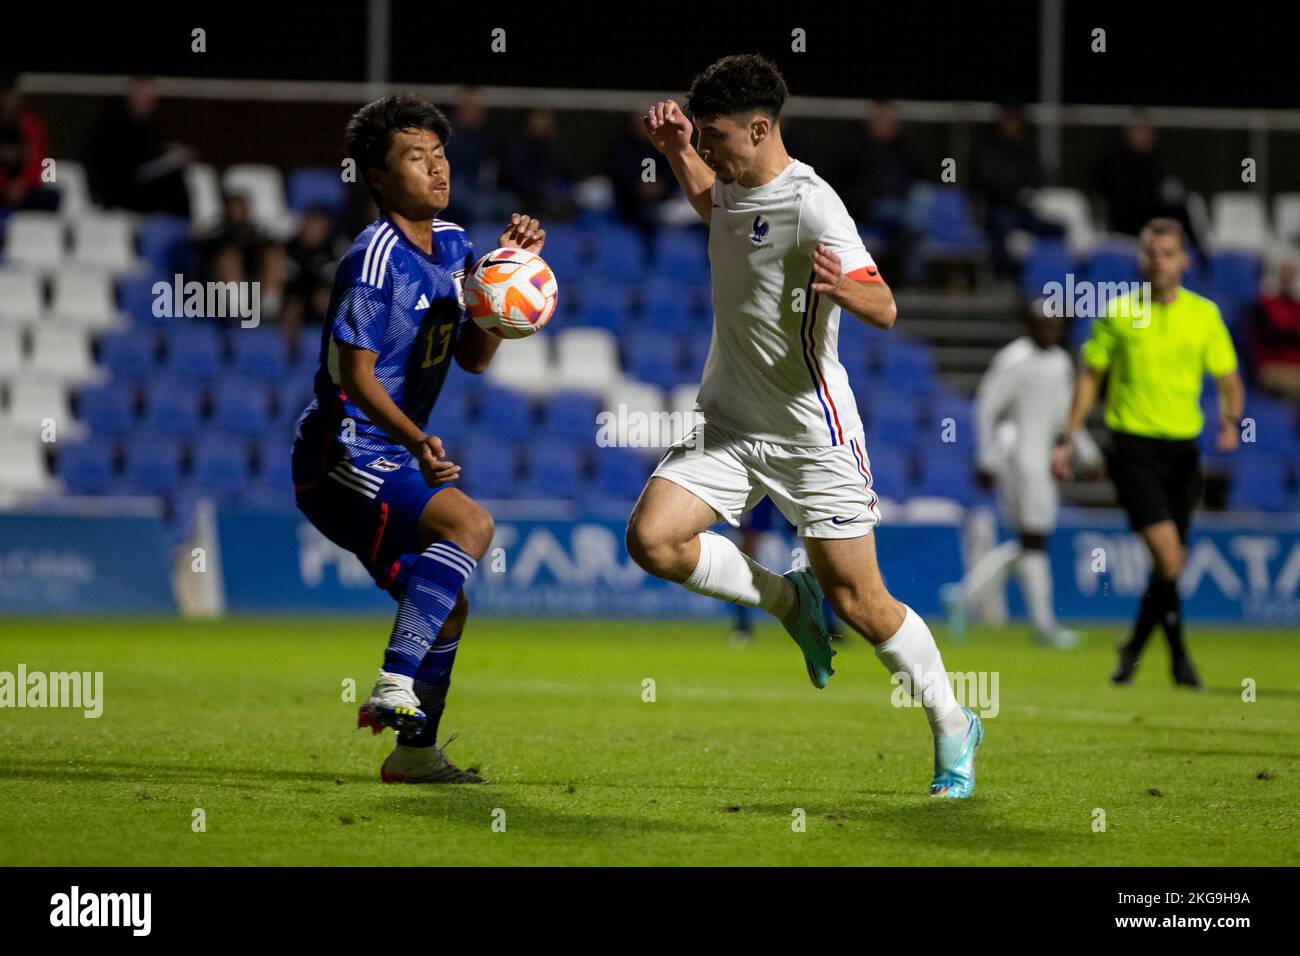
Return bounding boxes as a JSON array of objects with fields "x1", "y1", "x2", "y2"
[{"x1": 294, "y1": 446, "x2": 450, "y2": 597}]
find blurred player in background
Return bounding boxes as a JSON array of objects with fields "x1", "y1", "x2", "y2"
[
  {"x1": 626, "y1": 54, "x2": 983, "y2": 798},
  {"x1": 292, "y1": 94, "x2": 545, "y2": 783},
  {"x1": 1053, "y1": 218, "x2": 1244, "y2": 687},
  {"x1": 941, "y1": 301, "x2": 1100, "y2": 648}
]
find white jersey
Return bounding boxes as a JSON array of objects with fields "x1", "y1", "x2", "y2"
[{"x1": 694, "y1": 159, "x2": 879, "y2": 448}]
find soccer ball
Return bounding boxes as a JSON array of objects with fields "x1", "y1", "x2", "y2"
[{"x1": 464, "y1": 246, "x2": 559, "y2": 339}]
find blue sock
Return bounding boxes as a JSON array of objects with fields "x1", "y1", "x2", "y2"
[
  {"x1": 382, "y1": 541, "x2": 476, "y2": 680},
  {"x1": 402, "y1": 631, "x2": 460, "y2": 747}
]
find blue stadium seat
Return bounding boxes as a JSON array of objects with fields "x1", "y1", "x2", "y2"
[
  {"x1": 1227, "y1": 456, "x2": 1288, "y2": 512},
  {"x1": 522, "y1": 444, "x2": 583, "y2": 499},
  {"x1": 76, "y1": 382, "x2": 134, "y2": 438},
  {"x1": 541, "y1": 391, "x2": 601, "y2": 443},
  {"x1": 651, "y1": 228, "x2": 709, "y2": 281},
  {"x1": 475, "y1": 385, "x2": 536, "y2": 442},
  {"x1": 459, "y1": 436, "x2": 516, "y2": 497},
  {"x1": 916, "y1": 458, "x2": 976, "y2": 503},
  {"x1": 592, "y1": 448, "x2": 651, "y2": 502},
  {"x1": 211, "y1": 378, "x2": 271, "y2": 438},
  {"x1": 232, "y1": 328, "x2": 288, "y2": 382},
  {"x1": 99, "y1": 331, "x2": 156, "y2": 382},
  {"x1": 682, "y1": 334, "x2": 711, "y2": 381},
  {"x1": 587, "y1": 223, "x2": 643, "y2": 282},
  {"x1": 122, "y1": 436, "x2": 182, "y2": 496},
  {"x1": 575, "y1": 277, "x2": 633, "y2": 332},
  {"x1": 57, "y1": 441, "x2": 113, "y2": 495},
  {"x1": 160, "y1": 322, "x2": 222, "y2": 382},
  {"x1": 923, "y1": 187, "x2": 985, "y2": 253},
  {"x1": 136, "y1": 216, "x2": 192, "y2": 274},
  {"x1": 624, "y1": 328, "x2": 683, "y2": 388},
  {"x1": 117, "y1": 274, "x2": 165, "y2": 325},
  {"x1": 287, "y1": 167, "x2": 347, "y2": 215},
  {"x1": 863, "y1": 447, "x2": 911, "y2": 499},
  {"x1": 192, "y1": 435, "x2": 251, "y2": 497},
  {"x1": 1209, "y1": 252, "x2": 1261, "y2": 327},
  {"x1": 1085, "y1": 246, "x2": 1141, "y2": 286},
  {"x1": 640, "y1": 276, "x2": 697, "y2": 333},
  {"x1": 1020, "y1": 238, "x2": 1073, "y2": 297},
  {"x1": 878, "y1": 342, "x2": 936, "y2": 395},
  {"x1": 868, "y1": 403, "x2": 920, "y2": 446},
  {"x1": 1243, "y1": 395, "x2": 1295, "y2": 444},
  {"x1": 143, "y1": 377, "x2": 202, "y2": 438}
]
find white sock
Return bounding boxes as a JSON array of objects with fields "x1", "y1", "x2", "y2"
[
  {"x1": 684, "y1": 530, "x2": 794, "y2": 619},
  {"x1": 959, "y1": 540, "x2": 1022, "y2": 607},
  {"x1": 1017, "y1": 549, "x2": 1056, "y2": 634},
  {"x1": 874, "y1": 605, "x2": 969, "y2": 738},
  {"x1": 380, "y1": 671, "x2": 415, "y2": 693}
]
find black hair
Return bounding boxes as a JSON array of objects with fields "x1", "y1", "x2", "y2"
[
  {"x1": 345, "y1": 94, "x2": 452, "y2": 204},
  {"x1": 686, "y1": 53, "x2": 788, "y2": 122}
]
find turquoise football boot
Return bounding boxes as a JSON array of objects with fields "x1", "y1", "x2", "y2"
[
  {"x1": 930, "y1": 707, "x2": 983, "y2": 799},
  {"x1": 779, "y1": 568, "x2": 837, "y2": 689}
]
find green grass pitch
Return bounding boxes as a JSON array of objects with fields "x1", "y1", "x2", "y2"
[{"x1": 1, "y1": 616, "x2": 1296, "y2": 866}]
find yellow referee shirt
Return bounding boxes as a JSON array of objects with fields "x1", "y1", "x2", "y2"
[{"x1": 1080, "y1": 287, "x2": 1238, "y2": 440}]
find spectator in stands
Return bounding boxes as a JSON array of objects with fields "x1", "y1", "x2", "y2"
[
  {"x1": 498, "y1": 108, "x2": 575, "y2": 220},
  {"x1": 835, "y1": 101, "x2": 924, "y2": 285},
  {"x1": 971, "y1": 102, "x2": 1064, "y2": 278},
  {"x1": 1092, "y1": 113, "x2": 1200, "y2": 255},
  {"x1": 199, "y1": 190, "x2": 285, "y2": 322},
  {"x1": 609, "y1": 111, "x2": 674, "y2": 259},
  {"x1": 442, "y1": 86, "x2": 514, "y2": 224},
  {"x1": 88, "y1": 76, "x2": 192, "y2": 217},
  {"x1": 0, "y1": 74, "x2": 59, "y2": 212},
  {"x1": 280, "y1": 204, "x2": 348, "y2": 358},
  {"x1": 1251, "y1": 250, "x2": 1300, "y2": 398}
]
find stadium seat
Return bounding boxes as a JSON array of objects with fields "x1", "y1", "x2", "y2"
[
  {"x1": 1272, "y1": 193, "x2": 1300, "y2": 247},
  {"x1": 76, "y1": 382, "x2": 134, "y2": 438},
  {"x1": 69, "y1": 212, "x2": 137, "y2": 275},
  {"x1": 1020, "y1": 238, "x2": 1073, "y2": 298},
  {"x1": 624, "y1": 328, "x2": 683, "y2": 389},
  {"x1": 475, "y1": 385, "x2": 537, "y2": 442},
  {"x1": 1243, "y1": 396, "x2": 1295, "y2": 444},
  {"x1": 211, "y1": 378, "x2": 271, "y2": 438},
  {"x1": 56, "y1": 440, "x2": 114, "y2": 495},
  {"x1": 922, "y1": 187, "x2": 986, "y2": 254},
  {"x1": 602, "y1": 380, "x2": 668, "y2": 450},
  {"x1": 28, "y1": 325, "x2": 99, "y2": 384},
  {"x1": 484, "y1": 332, "x2": 552, "y2": 397},
  {"x1": 222, "y1": 164, "x2": 296, "y2": 240},
  {"x1": 591, "y1": 446, "x2": 652, "y2": 501},
  {"x1": 1227, "y1": 457, "x2": 1288, "y2": 512},
  {"x1": 137, "y1": 216, "x2": 193, "y2": 275},
  {"x1": 915, "y1": 457, "x2": 976, "y2": 503},
  {"x1": 0, "y1": 325, "x2": 23, "y2": 378},
  {"x1": 863, "y1": 447, "x2": 912, "y2": 499},
  {"x1": 143, "y1": 378, "x2": 203, "y2": 438},
  {"x1": 287, "y1": 167, "x2": 347, "y2": 215},
  {"x1": 459, "y1": 436, "x2": 517, "y2": 498},
  {"x1": 184, "y1": 164, "x2": 225, "y2": 233},
  {"x1": 1208, "y1": 252, "x2": 1261, "y2": 326},
  {"x1": 554, "y1": 328, "x2": 621, "y2": 394},
  {"x1": 522, "y1": 443, "x2": 583, "y2": 499},
  {"x1": 2, "y1": 377, "x2": 76, "y2": 436},
  {"x1": 192, "y1": 435, "x2": 252, "y2": 497},
  {"x1": 49, "y1": 269, "x2": 122, "y2": 329},
  {"x1": 122, "y1": 436, "x2": 183, "y2": 496},
  {"x1": 868, "y1": 403, "x2": 921, "y2": 446},
  {"x1": 100, "y1": 330, "x2": 157, "y2": 383},
  {"x1": 1031, "y1": 187, "x2": 1098, "y2": 256},
  {"x1": 638, "y1": 275, "x2": 698, "y2": 334},
  {"x1": 0, "y1": 268, "x2": 44, "y2": 323},
  {"x1": 231, "y1": 327, "x2": 288, "y2": 382},
  {"x1": 541, "y1": 391, "x2": 601, "y2": 443},
  {"x1": 49, "y1": 159, "x2": 92, "y2": 219},
  {"x1": 587, "y1": 223, "x2": 643, "y2": 282},
  {"x1": 651, "y1": 228, "x2": 709, "y2": 281},
  {"x1": 2, "y1": 211, "x2": 65, "y2": 270},
  {"x1": 160, "y1": 322, "x2": 223, "y2": 382},
  {"x1": 878, "y1": 342, "x2": 936, "y2": 395},
  {"x1": 681, "y1": 333, "x2": 711, "y2": 381},
  {"x1": 117, "y1": 274, "x2": 166, "y2": 325},
  {"x1": 0, "y1": 431, "x2": 51, "y2": 494},
  {"x1": 575, "y1": 276, "x2": 633, "y2": 332},
  {"x1": 1085, "y1": 243, "x2": 1141, "y2": 286},
  {"x1": 1210, "y1": 192, "x2": 1270, "y2": 254}
]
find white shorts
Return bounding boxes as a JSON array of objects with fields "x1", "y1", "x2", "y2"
[
  {"x1": 651, "y1": 420, "x2": 881, "y2": 539},
  {"x1": 995, "y1": 457, "x2": 1059, "y2": 534}
]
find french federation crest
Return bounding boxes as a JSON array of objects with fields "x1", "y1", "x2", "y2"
[{"x1": 749, "y1": 215, "x2": 769, "y2": 246}]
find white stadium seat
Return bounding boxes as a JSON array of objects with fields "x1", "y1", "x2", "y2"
[
  {"x1": 1210, "y1": 191, "x2": 1270, "y2": 254},
  {"x1": 2, "y1": 211, "x2": 65, "y2": 270},
  {"x1": 185, "y1": 163, "x2": 225, "y2": 233},
  {"x1": 0, "y1": 269, "x2": 45, "y2": 324},
  {"x1": 1272, "y1": 193, "x2": 1300, "y2": 248},
  {"x1": 1032, "y1": 187, "x2": 1098, "y2": 255},
  {"x1": 602, "y1": 380, "x2": 669, "y2": 450},
  {"x1": 1, "y1": 377, "x2": 78, "y2": 438},
  {"x1": 28, "y1": 325, "x2": 100, "y2": 385},
  {"x1": 49, "y1": 269, "x2": 122, "y2": 330},
  {"x1": 0, "y1": 431, "x2": 52, "y2": 494},
  {"x1": 485, "y1": 333, "x2": 554, "y2": 396},
  {"x1": 222, "y1": 164, "x2": 297, "y2": 240},
  {"x1": 667, "y1": 383, "x2": 703, "y2": 446},
  {"x1": 0, "y1": 326, "x2": 24, "y2": 378},
  {"x1": 554, "y1": 328, "x2": 621, "y2": 394},
  {"x1": 69, "y1": 212, "x2": 137, "y2": 275},
  {"x1": 50, "y1": 159, "x2": 93, "y2": 218}
]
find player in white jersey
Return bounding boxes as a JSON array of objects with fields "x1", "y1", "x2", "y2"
[
  {"x1": 624, "y1": 55, "x2": 982, "y2": 799},
  {"x1": 940, "y1": 302, "x2": 1100, "y2": 648}
]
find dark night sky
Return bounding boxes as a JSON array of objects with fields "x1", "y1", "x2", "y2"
[{"x1": 3, "y1": 1, "x2": 1293, "y2": 108}]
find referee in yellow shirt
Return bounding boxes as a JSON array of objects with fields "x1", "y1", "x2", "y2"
[{"x1": 1052, "y1": 218, "x2": 1245, "y2": 687}]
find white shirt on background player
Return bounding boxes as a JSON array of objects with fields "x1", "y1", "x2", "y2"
[{"x1": 695, "y1": 158, "x2": 880, "y2": 448}]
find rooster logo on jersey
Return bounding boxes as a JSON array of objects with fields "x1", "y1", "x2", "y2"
[{"x1": 749, "y1": 215, "x2": 769, "y2": 247}]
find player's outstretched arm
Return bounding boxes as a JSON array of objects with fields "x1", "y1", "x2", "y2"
[
  {"x1": 337, "y1": 342, "x2": 461, "y2": 485},
  {"x1": 643, "y1": 100, "x2": 714, "y2": 223},
  {"x1": 810, "y1": 243, "x2": 897, "y2": 329}
]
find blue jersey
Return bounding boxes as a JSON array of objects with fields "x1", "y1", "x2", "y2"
[{"x1": 293, "y1": 216, "x2": 475, "y2": 487}]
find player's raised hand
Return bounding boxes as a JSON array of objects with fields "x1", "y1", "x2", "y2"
[
  {"x1": 409, "y1": 434, "x2": 461, "y2": 486},
  {"x1": 811, "y1": 243, "x2": 845, "y2": 295},
  {"x1": 643, "y1": 100, "x2": 693, "y2": 155},
  {"x1": 499, "y1": 213, "x2": 545, "y2": 253}
]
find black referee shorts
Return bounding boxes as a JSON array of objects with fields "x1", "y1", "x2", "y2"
[{"x1": 1103, "y1": 430, "x2": 1203, "y2": 543}]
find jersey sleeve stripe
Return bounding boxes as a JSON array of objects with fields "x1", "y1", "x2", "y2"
[
  {"x1": 373, "y1": 231, "x2": 400, "y2": 289},
  {"x1": 361, "y1": 224, "x2": 391, "y2": 287}
]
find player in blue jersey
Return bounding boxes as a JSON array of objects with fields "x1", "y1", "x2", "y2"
[{"x1": 292, "y1": 94, "x2": 545, "y2": 784}]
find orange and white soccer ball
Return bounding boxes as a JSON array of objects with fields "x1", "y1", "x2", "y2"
[{"x1": 464, "y1": 247, "x2": 558, "y2": 339}]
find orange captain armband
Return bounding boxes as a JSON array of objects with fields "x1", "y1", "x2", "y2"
[{"x1": 846, "y1": 264, "x2": 884, "y2": 283}]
